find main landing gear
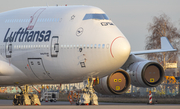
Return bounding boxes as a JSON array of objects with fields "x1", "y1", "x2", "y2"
[{"x1": 13, "y1": 85, "x2": 41, "y2": 106}]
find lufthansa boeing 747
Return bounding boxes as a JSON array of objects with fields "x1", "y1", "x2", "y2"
[{"x1": 0, "y1": 5, "x2": 176, "y2": 105}]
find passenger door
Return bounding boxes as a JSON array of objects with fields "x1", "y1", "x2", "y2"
[
  {"x1": 5, "y1": 37, "x2": 12, "y2": 58},
  {"x1": 51, "y1": 36, "x2": 59, "y2": 57}
]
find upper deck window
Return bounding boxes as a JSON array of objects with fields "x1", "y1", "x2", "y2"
[{"x1": 83, "y1": 14, "x2": 109, "y2": 20}]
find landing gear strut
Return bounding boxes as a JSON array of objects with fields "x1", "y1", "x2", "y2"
[{"x1": 13, "y1": 85, "x2": 41, "y2": 106}]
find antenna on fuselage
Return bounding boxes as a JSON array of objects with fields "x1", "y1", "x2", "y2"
[{"x1": 46, "y1": 2, "x2": 49, "y2": 7}]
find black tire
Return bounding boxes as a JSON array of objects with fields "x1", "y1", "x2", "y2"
[
  {"x1": 22, "y1": 101, "x2": 25, "y2": 105},
  {"x1": 13, "y1": 99, "x2": 18, "y2": 105},
  {"x1": 89, "y1": 101, "x2": 92, "y2": 105}
]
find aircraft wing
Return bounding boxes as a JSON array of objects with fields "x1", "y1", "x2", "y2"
[
  {"x1": 0, "y1": 55, "x2": 27, "y2": 85},
  {"x1": 131, "y1": 37, "x2": 177, "y2": 55}
]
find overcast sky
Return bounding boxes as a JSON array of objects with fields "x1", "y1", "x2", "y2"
[{"x1": 0, "y1": 0, "x2": 180, "y2": 51}]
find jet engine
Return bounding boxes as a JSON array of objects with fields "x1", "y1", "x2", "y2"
[
  {"x1": 128, "y1": 61, "x2": 164, "y2": 87},
  {"x1": 93, "y1": 69, "x2": 131, "y2": 95}
]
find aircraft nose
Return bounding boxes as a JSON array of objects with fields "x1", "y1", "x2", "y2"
[{"x1": 110, "y1": 36, "x2": 131, "y2": 60}]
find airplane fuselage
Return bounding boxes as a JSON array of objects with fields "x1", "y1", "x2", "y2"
[{"x1": 0, "y1": 6, "x2": 131, "y2": 85}]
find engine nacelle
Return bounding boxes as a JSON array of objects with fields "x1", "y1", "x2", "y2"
[
  {"x1": 94, "y1": 69, "x2": 131, "y2": 95},
  {"x1": 128, "y1": 61, "x2": 164, "y2": 87}
]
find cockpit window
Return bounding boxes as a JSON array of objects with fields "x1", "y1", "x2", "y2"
[{"x1": 83, "y1": 14, "x2": 109, "y2": 20}]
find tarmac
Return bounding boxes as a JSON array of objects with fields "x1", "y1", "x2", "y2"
[{"x1": 0, "y1": 99, "x2": 179, "y2": 109}]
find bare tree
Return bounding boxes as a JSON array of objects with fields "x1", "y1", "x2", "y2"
[{"x1": 145, "y1": 14, "x2": 180, "y2": 70}]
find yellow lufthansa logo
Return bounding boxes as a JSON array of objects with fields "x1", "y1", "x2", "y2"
[
  {"x1": 114, "y1": 79, "x2": 117, "y2": 82},
  {"x1": 116, "y1": 86, "x2": 120, "y2": 90},
  {"x1": 150, "y1": 78, "x2": 154, "y2": 82}
]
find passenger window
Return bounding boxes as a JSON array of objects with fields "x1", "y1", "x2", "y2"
[
  {"x1": 106, "y1": 44, "x2": 109, "y2": 49},
  {"x1": 84, "y1": 45, "x2": 86, "y2": 49},
  {"x1": 98, "y1": 44, "x2": 101, "y2": 49},
  {"x1": 94, "y1": 44, "x2": 97, "y2": 49},
  {"x1": 67, "y1": 45, "x2": 69, "y2": 49},
  {"x1": 64, "y1": 45, "x2": 66, "y2": 49},
  {"x1": 61, "y1": 45, "x2": 63, "y2": 49},
  {"x1": 102, "y1": 44, "x2": 105, "y2": 49},
  {"x1": 87, "y1": 44, "x2": 89, "y2": 49},
  {"x1": 91, "y1": 44, "x2": 93, "y2": 49}
]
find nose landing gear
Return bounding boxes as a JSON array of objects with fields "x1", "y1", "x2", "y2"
[{"x1": 78, "y1": 77, "x2": 98, "y2": 105}]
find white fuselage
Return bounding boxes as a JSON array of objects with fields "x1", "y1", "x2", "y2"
[{"x1": 0, "y1": 6, "x2": 131, "y2": 85}]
